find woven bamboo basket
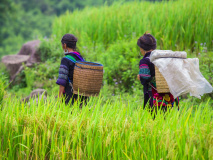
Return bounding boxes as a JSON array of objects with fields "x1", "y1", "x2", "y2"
[
  {"x1": 155, "y1": 66, "x2": 170, "y2": 93},
  {"x1": 73, "y1": 61, "x2": 103, "y2": 97}
]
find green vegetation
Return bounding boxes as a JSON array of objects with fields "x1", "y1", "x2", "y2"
[
  {"x1": 34, "y1": 0, "x2": 212, "y2": 96},
  {"x1": 0, "y1": 0, "x2": 161, "y2": 58},
  {"x1": 52, "y1": 0, "x2": 212, "y2": 52},
  {"x1": 0, "y1": 77, "x2": 212, "y2": 159},
  {"x1": 0, "y1": 0, "x2": 212, "y2": 159},
  {"x1": 1, "y1": 0, "x2": 212, "y2": 99}
]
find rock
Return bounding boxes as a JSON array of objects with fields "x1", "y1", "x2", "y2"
[
  {"x1": 1, "y1": 55, "x2": 30, "y2": 79},
  {"x1": 29, "y1": 89, "x2": 47, "y2": 97},
  {"x1": 22, "y1": 89, "x2": 47, "y2": 103},
  {"x1": 17, "y1": 40, "x2": 39, "y2": 55},
  {"x1": 1, "y1": 40, "x2": 41, "y2": 82},
  {"x1": 18, "y1": 40, "x2": 41, "y2": 64}
]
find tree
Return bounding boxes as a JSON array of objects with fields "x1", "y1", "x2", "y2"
[{"x1": 0, "y1": 0, "x2": 15, "y2": 45}]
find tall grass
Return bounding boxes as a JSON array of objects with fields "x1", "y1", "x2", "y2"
[
  {"x1": 0, "y1": 88, "x2": 212, "y2": 159},
  {"x1": 52, "y1": 0, "x2": 213, "y2": 53}
]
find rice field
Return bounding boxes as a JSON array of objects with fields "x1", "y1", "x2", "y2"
[
  {"x1": 1, "y1": 0, "x2": 213, "y2": 159},
  {"x1": 52, "y1": 0, "x2": 213, "y2": 53},
  {"x1": 0, "y1": 90, "x2": 212, "y2": 159},
  {"x1": 0, "y1": 75, "x2": 213, "y2": 159}
]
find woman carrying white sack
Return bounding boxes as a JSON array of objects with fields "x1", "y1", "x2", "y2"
[
  {"x1": 137, "y1": 33, "x2": 180, "y2": 110},
  {"x1": 150, "y1": 50, "x2": 213, "y2": 100}
]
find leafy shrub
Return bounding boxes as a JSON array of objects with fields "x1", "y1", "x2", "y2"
[
  {"x1": 98, "y1": 39, "x2": 141, "y2": 92},
  {"x1": 0, "y1": 63, "x2": 10, "y2": 81},
  {"x1": 0, "y1": 74, "x2": 9, "y2": 105},
  {"x1": 11, "y1": 69, "x2": 27, "y2": 90},
  {"x1": 199, "y1": 52, "x2": 213, "y2": 86},
  {"x1": 39, "y1": 39, "x2": 63, "y2": 62},
  {"x1": 197, "y1": 51, "x2": 213, "y2": 100},
  {"x1": 0, "y1": 78, "x2": 5, "y2": 105},
  {"x1": 24, "y1": 66, "x2": 36, "y2": 89}
]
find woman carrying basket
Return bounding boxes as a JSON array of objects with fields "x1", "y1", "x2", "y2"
[
  {"x1": 56, "y1": 33, "x2": 88, "y2": 105},
  {"x1": 137, "y1": 33, "x2": 179, "y2": 110}
]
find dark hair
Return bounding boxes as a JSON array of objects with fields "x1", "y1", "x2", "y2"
[
  {"x1": 61, "y1": 34, "x2": 78, "y2": 50},
  {"x1": 137, "y1": 33, "x2": 157, "y2": 51}
]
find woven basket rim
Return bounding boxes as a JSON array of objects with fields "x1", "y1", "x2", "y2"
[{"x1": 76, "y1": 61, "x2": 103, "y2": 67}]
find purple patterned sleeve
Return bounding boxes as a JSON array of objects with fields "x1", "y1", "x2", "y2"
[
  {"x1": 139, "y1": 59, "x2": 152, "y2": 85},
  {"x1": 56, "y1": 58, "x2": 69, "y2": 87}
]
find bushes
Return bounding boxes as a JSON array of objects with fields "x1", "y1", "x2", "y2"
[
  {"x1": 0, "y1": 79, "x2": 5, "y2": 105},
  {"x1": 195, "y1": 51, "x2": 213, "y2": 101},
  {"x1": 98, "y1": 40, "x2": 140, "y2": 92},
  {"x1": 0, "y1": 63, "x2": 9, "y2": 104},
  {"x1": 0, "y1": 74, "x2": 8, "y2": 105},
  {"x1": 39, "y1": 39, "x2": 63, "y2": 62},
  {"x1": 199, "y1": 52, "x2": 213, "y2": 87}
]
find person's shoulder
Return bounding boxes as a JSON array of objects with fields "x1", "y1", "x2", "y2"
[
  {"x1": 70, "y1": 52, "x2": 84, "y2": 61},
  {"x1": 61, "y1": 57, "x2": 69, "y2": 62},
  {"x1": 139, "y1": 57, "x2": 149, "y2": 65},
  {"x1": 63, "y1": 55, "x2": 77, "y2": 62},
  {"x1": 59, "y1": 57, "x2": 74, "y2": 66}
]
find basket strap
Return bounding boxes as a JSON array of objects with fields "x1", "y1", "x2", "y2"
[
  {"x1": 149, "y1": 83, "x2": 157, "y2": 91},
  {"x1": 68, "y1": 78, "x2": 73, "y2": 92},
  {"x1": 65, "y1": 54, "x2": 77, "y2": 84},
  {"x1": 65, "y1": 55, "x2": 78, "y2": 92}
]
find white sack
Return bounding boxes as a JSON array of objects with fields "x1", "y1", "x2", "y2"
[
  {"x1": 150, "y1": 50, "x2": 187, "y2": 61},
  {"x1": 150, "y1": 50, "x2": 213, "y2": 99}
]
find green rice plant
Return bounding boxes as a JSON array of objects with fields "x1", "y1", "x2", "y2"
[
  {"x1": 98, "y1": 39, "x2": 140, "y2": 92},
  {"x1": 24, "y1": 66, "x2": 36, "y2": 90},
  {"x1": 52, "y1": 0, "x2": 213, "y2": 54},
  {"x1": 0, "y1": 92, "x2": 212, "y2": 159}
]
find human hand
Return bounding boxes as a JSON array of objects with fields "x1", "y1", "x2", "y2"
[{"x1": 137, "y1": 74, "x2": 140, "y2": 81}]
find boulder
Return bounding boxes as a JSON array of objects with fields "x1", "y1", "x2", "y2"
[
  {"x1": 1, "y1": 40, "x2": 41, "y2": 82},
  {"x1": 18, "y1": 40, "x2": 41, "y2": 64},
  {"x1": 22, "y1": 89, "x2": 47, "y2": 103},
  {"x1": 1, "y1": 55, "x2": 30, "y2": 78},
  {"x1": 29, "y1": 89, "x2": 47, "y2": 97}
]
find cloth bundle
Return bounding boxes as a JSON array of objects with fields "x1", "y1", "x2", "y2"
[{"x1": 150, "y1": 50, "x2": 213, "y2": 99}]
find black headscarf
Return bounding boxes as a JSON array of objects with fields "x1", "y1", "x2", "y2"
[
  {"x1": 61, "y1": 34, "x2": 78, "y2": 49},
  {"x1": 137, "y1": 33, "x2": 157, "y2": 51}
]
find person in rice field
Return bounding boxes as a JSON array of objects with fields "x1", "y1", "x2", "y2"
[
  {"x1": 137, "y1": 33, "x2": 179, "y2": 110},
  {"x1": 56, "y1": 33, "x2": 88, "y2": 105}
]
